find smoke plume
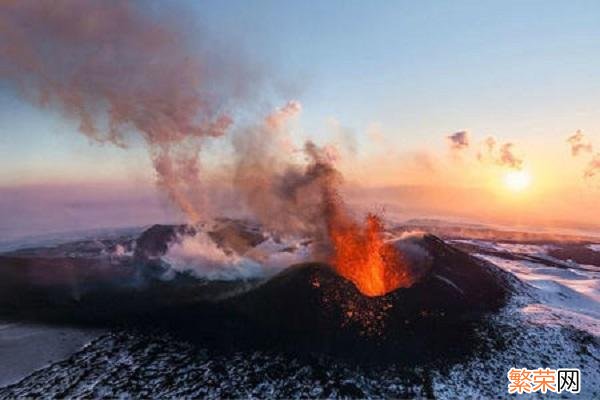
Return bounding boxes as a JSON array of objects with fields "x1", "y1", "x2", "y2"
[
  {"x1": 567, "y1": 130, "x2": 593, "y2": 157},
  {"x1": 0, "y1": 0, "x2": 250, "y2": 222},
  {"x1": 447, "y1": 131, "x2": 470, "y2": 150},
  {"x1": 0, "y1": 1, "x2": 370, "y2": 273},
  {"x1": 233, "y1": 103, "x2": 341, "y2": 242},
  {"x1": 163, "y1": 231, "x2": 264, "y2": 280}
]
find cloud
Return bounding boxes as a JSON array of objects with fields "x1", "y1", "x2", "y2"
[
  {"x1": 449, "y1": 132, "x2": 523, "y2": 170},
  {"x1": 584, "y1": 154, "x2": 600, "y2": 180},
  {"x1": 566, "y1": 130, "x2": 600, "y2": 180},
  {"x1": 477, "y1": 136, "x2": 496, "y2": 159},
  {"x1": 411, "y1": 152, "x2": 438, "y2": 173},
  {"x1": 567, "y1": 130, "x2": 593, "y2": 157},
  {"x1": 265, "y1": 100, "x2": 302, "y2": 130},
  {"x1": 447, "y1": 131, "x2": 470, "y2": 150},
  {"x1": 498, "y1": 143, "x2": 523, "y2": 170}
]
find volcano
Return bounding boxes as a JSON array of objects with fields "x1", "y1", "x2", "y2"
[
  {"x1": 0, "y1": 221, "x2": 515, "y2": 362},
  {"x1": 212, "y1": 234, "x2": 514, "y2": 361},
  {"x1": 125, "y1": 223, "x2": 516, "y2": 361}
]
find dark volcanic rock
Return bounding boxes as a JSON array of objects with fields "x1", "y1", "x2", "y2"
[
  {"x1": 0, "y1": 254, "x2": 252, "y2": 326},
  {"x1": 134, "y1": 224, "x2": 194, "y2": 259},
  {"x1": 0, "y1": 228, "x2": 515, "y2": 362},
  {"x1": 133, "y1": 220, "x2": 266, "y2": 260},
  {"x1": 547, "y1": 243, "x2": 600, "y2": 267},
  {"x1": 219, "y1": 234, "x2": 514, "y2": 361},
  {"x1": 409, "y1": 234, "x2": 513, "y2": 312}
]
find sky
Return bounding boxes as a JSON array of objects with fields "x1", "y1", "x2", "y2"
[{"x1": 1, "y1": 1, "x2": 600, "y2": 237}]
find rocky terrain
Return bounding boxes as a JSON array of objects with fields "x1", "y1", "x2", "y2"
[{"x1": 0, "y1": 220, "x2": 598, "y2": 398}]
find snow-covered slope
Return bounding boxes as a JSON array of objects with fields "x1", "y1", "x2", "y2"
[{"x1": 0, "y1": 227, "x2": 598, "y2": 398}]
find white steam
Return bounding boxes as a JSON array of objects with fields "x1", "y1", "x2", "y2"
[
  {"x1": 162, "y1": 231, "x2": 312, "y2": 280},
  {"x1": 163, "y1": 232, "x2": 263, "y2": 280}
]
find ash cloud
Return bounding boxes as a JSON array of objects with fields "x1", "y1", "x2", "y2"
[
  {"x1": 447, "y1": 131, "x2": 470, "y2": 150},
  {"x1": 0, "y1": 0, "x2": 254, "y2": 222},
  {"x1": 265, "y1": 100, "x2": 302, "y2": 131},
  {"x1": 0, "y1": 1, "x2": 357, "y2": 275},
  {"x1": 233, "y1": 102, "x2": 341, "y2": 242}
]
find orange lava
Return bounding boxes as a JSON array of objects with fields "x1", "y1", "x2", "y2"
[{"x1": 328, "y1": 213, "x2": 414, "y2": 297}]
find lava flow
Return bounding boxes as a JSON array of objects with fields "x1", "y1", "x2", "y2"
[{"x1": 328, "y1": 212, "x2": 414, "y2": 297}]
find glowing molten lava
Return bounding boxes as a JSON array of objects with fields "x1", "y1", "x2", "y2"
[{"x1": 328, "y1": 213, "x2": 414, "y2": 297}]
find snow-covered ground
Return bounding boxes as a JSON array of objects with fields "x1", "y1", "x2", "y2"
[
  {"x1": 589, "y1": 244, "x2": 600, "y2": 253},
  {"x1": 1, "y1": 303, "x2": 597, "y2": 398},
  {"x1": 475, "y1": 255, "x2": 599, "y2": 335},
  {"x1": 1, "y1": 232, "x2": 599, "y2": 398},
  {"x1": 451, "y1": 239, "x2": 554, "y2": 255},
  {"x1": 431, "y1": 239, "x2": 600, "y2": 397},
  {"x1": 448, "y1": 237, "x2": 600, "y2": 336}
]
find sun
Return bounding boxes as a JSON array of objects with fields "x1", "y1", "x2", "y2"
[{"x1": 503, "y1": 170, "x2": 532, "y2": 192}]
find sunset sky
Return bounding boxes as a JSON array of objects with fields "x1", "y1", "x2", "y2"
[{"x1": 1, "y1": 0, "x2": 599, "y2": 238}]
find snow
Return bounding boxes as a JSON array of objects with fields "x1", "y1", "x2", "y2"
[
  {"x1": 432, "y1": 299, "x2": 600, "y2": 398},
  {"x1": 476, "y1": 255, "x2": 599, "y2": 305},
  {"x1": 2, "y1": 307, "x2": 598, "y2": 398},
  {"x1": 1, "y1": 232, "x2": 599, "y2": 398},
  {"x1": 588, "y1": 244, "x2": 600, "y2": 252},
  {"x1": 496, "y1": 242, "x2": 552, "y2": 254},
  {"x1": 521, "y1": 304, "x2": 600, "y2": 336},
  {"x1": 449, "y1": 239, "x2": 553, "y2": 255},
  {"x1": 434, "y1": 242, "x2": 600, "y2": 396}
]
